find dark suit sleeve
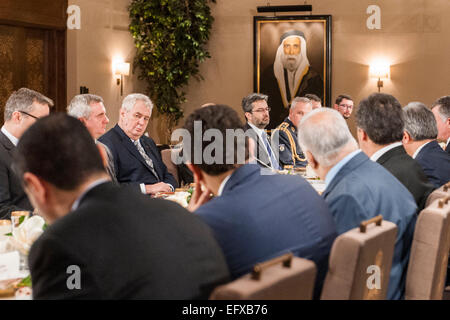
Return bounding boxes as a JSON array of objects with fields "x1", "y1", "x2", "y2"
[
  {"x1": 0, "y1": 162, "x2": 22, "y2": 219},
  {"x1": 98, "y1": 134, "x2": 142, "y2": 191},
  {"x1": 271, "y1": 129, "x2": 294, "y2": 168},
  {"x1": 29, "y1": 233, "x2": 101, "y2": 299}
]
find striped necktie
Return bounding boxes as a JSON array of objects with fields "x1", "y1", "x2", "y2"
[{"x1": 134, "y1": 139, "x2": 160, "y2": 180}]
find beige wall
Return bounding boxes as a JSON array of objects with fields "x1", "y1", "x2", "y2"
[{"x1": 67, "y1": 0, "x2": 450, "y2": 142}]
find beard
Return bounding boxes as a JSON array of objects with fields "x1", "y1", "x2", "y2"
[{"x1": 281, "y1": 53, "x2": 301, "y2": 72}]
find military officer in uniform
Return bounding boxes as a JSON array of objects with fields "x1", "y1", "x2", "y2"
[{"x1": 271, "y1": 97, "x2": 313, "y2": 168}]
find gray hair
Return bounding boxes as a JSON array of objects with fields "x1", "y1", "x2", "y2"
[
  {"x1": 4, "y1": 88, "x2": 54, "y2": 121},
  {"x1": 403, "y1": 102, "x2": 438, "y2": 140},
  {"x1": 291, "y1": 97, "x2": 312, "y2": 110},
  {"x1": 241, "y1": 93, "x2": 268, "y2": 113},
  {"x1": 298, "y1": 108, "x2": 357, "y2": 167},
  {"x1": 121, "y1": 93, "x2": 153, "y2": 112},
  {"x1": 432, "y1": 95, "x2": 450, "y2": 122},
  {"x1": 67, "y1": 94, "x2": 104, "y2": 119}
]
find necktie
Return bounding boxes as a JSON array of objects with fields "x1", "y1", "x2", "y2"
[
  {"x1": 134, "y1": 139, "x2": 160, "y2": 180},
  {"x1": 262, "y1": 132, "x2": 280, "y2": 170}
]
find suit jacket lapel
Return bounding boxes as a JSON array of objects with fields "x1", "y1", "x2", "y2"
[{"x1": 113, "y1": 125, "x2": 159, "y2": 178}]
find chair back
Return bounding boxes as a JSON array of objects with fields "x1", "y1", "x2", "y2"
[
  {"x1": 426, "y1": 181, "x2": 450, "y2": 207},
  {"x1": 405, "y1": 195, "x2": 450, "y2": 300},
  {"x1": 161, "y1": 149, "x2": 179, "y2": 186},
  {"x1": 321, "y1": 216, "x2": 398, "y2": 300},
  {"x1": 210, "y1": 253, "x2": 316, "y2": 300}
]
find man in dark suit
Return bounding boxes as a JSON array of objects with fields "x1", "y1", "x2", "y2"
[
  {"x1": 67, "y1": 94, "x2": 117, "y2": 183},
  {"x1": 0, "y1": 88, "x2": 52, "y2": 219},
  {"x1": 356, "y1": 93, "x2": 435, "y2": 210},
  {"x1": 297, "y1": 108, "x2": 417, "y2": 300},
  {"x1": 242, "y1": 93, "x2": 280, "y2": 170},
  {"x1": 14, "y1": 113, "x2": 230, "y2": 299},
  {"x1": 271, "y1": 97, "x2": 312, "y2": 169},
  {"x1": 99, "y1": 93, "x2": 177, "y2": 195},
  {"x1": 184, "y1": 104, "x2": 337, "y2": 299},
  {"x1": 431, "y1": 96, "x2": 450, "y2": 154},
  {"x1": 402, "y1": 102, "x2": 450, "y2": 188}
]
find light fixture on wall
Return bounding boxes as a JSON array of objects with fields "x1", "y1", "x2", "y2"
[
  {"x1": 113, "y1": 61, "x2": 130, "y2": 96},
  {"x1": 369, "y1": 60, "x2": 390, "y2": 92}
]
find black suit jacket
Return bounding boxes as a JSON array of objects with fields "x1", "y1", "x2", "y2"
[
  {"x1": 244, "y1": 123, "x2": 273, "y2": 169},
  {"x1": 99, "y1": 125, "x2": 177, "y2": 190},
  {"x1": 415, "y1": 140, "x2": 450, "y2": 188},
  {"x1": 28, "y1": 182, "x2": 230, "y2": 299},
  {"x1": 446, "y1": 142, "x2": 450, "y2": 154},
  {"x1": 376, "y1": 145, "x2": 435, "y2": 211},
  {"x1": 0, "y1": 131, "x2": 33, "y2": 219}
]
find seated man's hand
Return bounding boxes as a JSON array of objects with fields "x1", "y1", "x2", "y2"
[
  {"x1": 187, "y1": 176, "x2": 212, "y2": 213},
  {"x1": 145, "y1": 182, "x2": 172, "y2": 195}
]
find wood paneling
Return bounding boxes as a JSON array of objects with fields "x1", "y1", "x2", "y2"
[
  {"x1": 0, "y1": 0, "x2": 66, "y2": 30},
  {"x1": 0, "y1": 0, "x2": 67, "y2": 125}
]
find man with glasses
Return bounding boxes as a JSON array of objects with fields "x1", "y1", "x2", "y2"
[
  {"x1": 0, "y1": 87, "x2": 52, "y2": 218},
  {"x1": 242, "y1": 93, "x2": 280, "y2": 170},
  {"x1": 333, "y1": 94, "x2": 354, "y2": 120},
  {"x1": 99, "y1": 93, "x2": 177, "y2": 195}
]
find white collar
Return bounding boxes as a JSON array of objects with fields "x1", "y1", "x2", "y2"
[
  {"x1": 1, "y1": 126, "x2": 19, "y2": 146},
  {"x1": 370, "y1": 142, "x2": 403, "y2": 161},
  {"x1": 447, "y1": 137, "x2": 450, "y2": 147},
  {"x1": 217, "y1": 173, "x2": 233, "y2": 196},
  {"x1": 412, "y1": 140, "x2": 433, "y2": 159}
]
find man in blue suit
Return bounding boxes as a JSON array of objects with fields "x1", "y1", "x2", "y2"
[
  {"x1": 431, "y1": 96, "x2": 450, "y2": 154},
  {"x1": 402, "y1": 102, "x2": 450, "y2": 188},
  {"x1": 297, "y1": 108, "x2": 417, "y2": 300},
  {"x1": 99, "y1": 94, "x2": 177, "y2": 194},
  {"x1": 184, "y1": 104, "x2": 337, "y2": 299}
]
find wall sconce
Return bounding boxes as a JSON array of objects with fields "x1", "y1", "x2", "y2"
[
  {"x1": 369, "y1": 60, "x2": 390, "y2": 92},
  {"x1": 113, "y1": 61, "x2": 130, "y2": 96}
]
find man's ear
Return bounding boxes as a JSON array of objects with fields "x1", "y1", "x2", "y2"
[
  {"x1": 357, "y1": 127, "x2": 368, "y2": 142},
  {"x1": 22, "y1": 172, "x2": 48, "y2": 206},
  {"x1": 244, "y1": 112, "x2": 251, "y2": 122},
  {"x1": 332, "y1": 104, "x2": 338, "y2": 110},
  {"x1": 305, "y1": 151, "x2": 318, "y2": 170},
  {"x1": 187, "y1": 163, "x2": 204, "y2": 182},
  {"x1": 79, "y1": 117, "x2": 87, "y2": 126},
  {"x1": 402, "y1": 131, "x2": 411, "y2": 144}
]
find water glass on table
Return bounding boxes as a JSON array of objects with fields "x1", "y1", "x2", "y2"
[{"x1": 10, "y1": 211, "x2": 30, "y2": 233}]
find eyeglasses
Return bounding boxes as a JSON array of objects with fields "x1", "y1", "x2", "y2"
[
  {"x1": 251, "y1": 107, "x2": 271, "y2": 113},
  {"x1": 19, "y1": 110, "x2": 39, "y2": 120},
  {"x1": 338, "y1": 104, "x2": 353, "y2": 110}
]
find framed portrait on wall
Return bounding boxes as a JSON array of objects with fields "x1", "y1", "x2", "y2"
[{"x1": 254, "y1": 15, "x2": 332, "y2": 129}]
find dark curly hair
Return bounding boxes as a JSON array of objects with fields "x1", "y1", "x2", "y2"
[
  {"x1": 182, "y1": 104, "x2": 249, "y2": 176},
  {"x1": 356, "y1": 93, "x2": 404, "y2": 145}
]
